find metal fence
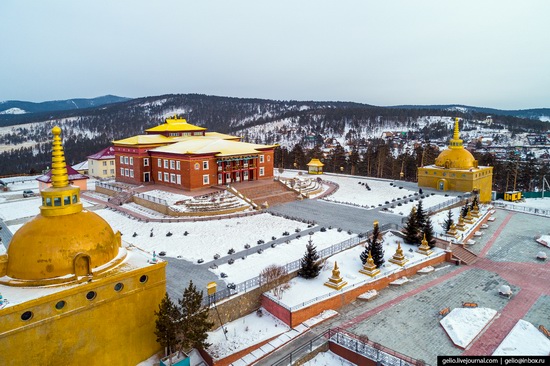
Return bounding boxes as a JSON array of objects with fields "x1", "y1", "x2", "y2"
[
  {"x1": 134, "y1": 192, "x2": 168, "y2": 206},
  {"x1": 203, "y1": 223, "x2": 398, "y2": 306},
  {"x1": 493, "y1": 201, "x2": 550, "y2": 217},
  {"x1": 426, "y1": 194, "x2": 470, "y2": 214},
  {"x1": 96, "y1": 182, "x2": 124, "y2": 192},
  {"x1": 270, "y1": 328, "x2": 421, "y2": 366}
]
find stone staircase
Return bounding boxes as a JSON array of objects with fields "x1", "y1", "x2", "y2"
[
  {"x1": 451, "y1": 244, "x2": 478, "y2": 265},
  {"x1": 237, "y1": 181, "x2": 300, "y2": 207},
  {"x1": 107, "y1": 191, "x2": 134, "y2": 206}
]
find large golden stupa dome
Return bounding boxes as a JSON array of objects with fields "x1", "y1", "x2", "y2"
[
  {"x1": 434, "y1": 118, "x2": 477, "y2": 170},
  {"x1": 5, "y1": 126, "x2": 120, "y2": 284}
]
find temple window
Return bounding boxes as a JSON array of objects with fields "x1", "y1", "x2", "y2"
[
  {"x1": 157, "y1": 158, "x2": 162, "y2": 167},
  {"x1": 143, "y1": 158, "x2": 149, "y2": 167},
  {"x1": 259, "y1": 167, "x2": 265, "y2": 176},
  {"x1": 46, "y1": 197, "x2": 52, "y2": 206},
  {"x1": 203, "y1": 174, "x2": 209, "y2": 185},
  {"x1": 163, "y1": 160, "x2": 168, "y2": 169},
  {"x1": 73, "y1": 195, "x2": 78, "y2": 203},
  {"x1": 64, "y1": 196, "x2": 71, "y2": 205},
  {"x1": 54, "y1": 197, "x2": 61, "y2": 206},
  {"x1": 176, "y1": 161, "x2": 180, "y2": 170},
  {"x1": 203, "y1": 161, "x2": 209, "y2": 170},
  {"x1": 21, "y1": 311, "x2": 33, "y2": 321},
  {"x1": 259, "y1": 155, "x2": 265, "y2": 163},
  {"x1": 129, "y1": 157, "x2": 133, "y2": 165}
]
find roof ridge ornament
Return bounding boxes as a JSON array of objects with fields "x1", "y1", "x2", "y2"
[{"x1": 50, "y1": 126, "x2": 69, "y2": 188}]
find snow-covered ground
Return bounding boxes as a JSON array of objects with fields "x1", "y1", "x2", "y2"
[
  {"x1": 384, "y1": 193, "x2": 457, "y2": 216},
  {"x1": 211, "y1": 229, "x2": 355, "y2": 283},
  {"x1": 429, "y1": 204, "x2": 492, "y2": 238},
  {"x1": 273, "y1": 232, "x2": 444, "y2": 309},
  {"x1": 302, "y1": 351, "x2": 356, "y2": 366},
  {"x1": 440, "y1": 307, "x2": 497, "y2": 348},
  {"x1": 207, "y1": 308, "x2": 289, "y2": 360},
  {"x1": 493, "y1": 319, "x2": 550, "y2": 356},
  {"x1": 94, "y1": 209, "x2": 309, "y2": 263}
]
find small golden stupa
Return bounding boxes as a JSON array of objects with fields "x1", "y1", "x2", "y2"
[
  {"x1": 456, "y1": 215, "x2": 466, "y2": 231},
  {"x1": 324, "y1": 261, "x2": 348, "y2": 290},
  {"x1": 359, "y1": 251, "x2": 380, "y2": 277},
  {"x1": 464, "y1": 207, "x2": 474, "y2": 224},
  {"x1": 389, "y1": 242, "x2": 408, "y2": 267},
  {"x1": 417, "y1": 234, "x2": 434, "y2": 256},
  {"x1": 447, "y1": 222, "x2": 458, "y2": 238},
  {"x1": 471, "y1": 203, "x2": 480, "y2": 218}
]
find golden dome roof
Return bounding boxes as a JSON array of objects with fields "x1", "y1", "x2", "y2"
[
  {"x1": 5, "y1": 126, "x2": 120, "y2": 283},
  {"x1": 434, "y1": 118, "x2": 477, "y2": 170},
  {"x1": 7, "y1": 212, "x2": 120, "y2": 280}
]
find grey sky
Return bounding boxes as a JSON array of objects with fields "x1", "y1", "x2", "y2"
[{"x1": 1, "y1": 0, "x2": 549, "y2": 109}]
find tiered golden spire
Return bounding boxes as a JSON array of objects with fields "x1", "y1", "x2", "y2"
[
  {"x1": 50, "y1": 126, "x2": 69, "y2": 188},
  {"x1": 40, "y1": 126, "x2": 82, "y2": 217},
  {"x1": 449, "y1": 117, "x2": 464, "y2": 150}
]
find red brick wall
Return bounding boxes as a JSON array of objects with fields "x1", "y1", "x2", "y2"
[
  {"x1": 261, "y1": 296, "x2": 292, "y2": 326},
  {"x1": 257, "y1": 149, "x2": 274, "y2": 180}
]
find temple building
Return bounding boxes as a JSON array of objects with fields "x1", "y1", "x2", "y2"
[
  {"x1": 87, "y1": 146, "x2": 116, "y2": 178},
  {"x1": 0, "y1": 127, "x2": 166, "y2": 365},
  {"x1": 417, "y1": 118, "x2": 493, "y2": 202},
  {"x1": 113, "y1": 116, "x2": 276, "y2": 190}
]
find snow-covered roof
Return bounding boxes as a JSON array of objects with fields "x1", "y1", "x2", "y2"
[
  {"x1": 87, "y1": 146, "x2": 115, "y2": 160},
  {"x1": 72, "y1": 161, "x2": 88, "y2": 171},
  {"x1": 36, "y1": 165, "x2": 89, "y2": 183}
]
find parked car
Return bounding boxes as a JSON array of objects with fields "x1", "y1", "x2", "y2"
[{"x1": 23, "y1": 190, "x2": 34, "y2": 198}]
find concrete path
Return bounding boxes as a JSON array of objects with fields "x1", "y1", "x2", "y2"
[{"x1": 267, "y1": 199, "x2": 404, "y2": 235}]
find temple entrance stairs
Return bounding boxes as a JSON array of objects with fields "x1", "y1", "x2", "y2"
[
  {"x1": 235, "y1": 181, "x2": 301, "y2": 208},
  {"x1": 451, "y1": 244, "x2": 478, "y2": 265}
]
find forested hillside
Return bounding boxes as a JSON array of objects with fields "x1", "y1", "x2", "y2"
[{"x1": 0, "y1": 94, "x2": 547, "y2": 191}]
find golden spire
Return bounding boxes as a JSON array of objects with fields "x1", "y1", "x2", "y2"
[
  {"x1": 50, "y1": 126, "x2": 69, "y2": 188},
  {"x1": 449, "y1": 117, "x2": 464, "y2": 150},
  {"x1": 40, "y1": 126, "x2": 83, "y2": 217}
]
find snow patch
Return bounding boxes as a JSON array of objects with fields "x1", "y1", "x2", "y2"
[
  {"x1": 0, "y1": 107, "x2": 27, "y2": 115},
  {"x1": 440, "y1": 307, "x2": 497, "y2": 348},
  {"x1": 493, "y1": 319, "x2": 550, "y2": 356}
]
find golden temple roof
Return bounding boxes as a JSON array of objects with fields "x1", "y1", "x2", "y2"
[
  {"x1": 152, "y1": 137, "x2": 276, "y2": 156},
  {"x1": 145, "y1": 116, "x2": 206, "y2": 133},
  {"x1": 112, "y1": 134, "x2": 174, "y2": 146},
  {"x1": 307, "y1": 158, "x2": 324, "y2": 167}
]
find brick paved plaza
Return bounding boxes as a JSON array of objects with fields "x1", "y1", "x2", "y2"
[{"x1": 329, "y1": 209, "x2": 550, "y2": 364}]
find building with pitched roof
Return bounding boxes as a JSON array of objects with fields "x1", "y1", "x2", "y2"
[
  {"x1": 113, "y1": 116, "x2": 276, "y2": 190},
  {"x1": 0, "y1": 127, "x2": 166, "y2": 365},
  {"x1": 36, "y1": 164, "x2": 89, "y2": 191},
  {"x1": 87, "y1": 146, "x2": 116, "y2": 178}
]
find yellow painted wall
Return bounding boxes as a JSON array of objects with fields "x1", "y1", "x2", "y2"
[
  {"x1": 0, "y1": 262, "x2": 166, "y2": 366},
  {"x1": 89, "y1": 158, "x2": 116, "y2": 178},
  {"x1": 417, "y1": 166, "x2": 493, "y2": 202}
]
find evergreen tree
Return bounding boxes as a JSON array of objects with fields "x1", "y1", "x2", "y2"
[
  {"x1": 415, "y1": 201, "x2": 427, "y2": 230},
  {"x1": 369, "y1": 222, "x2": 385, "y2": 268},
  {"x1": 359, "y1": 241, "x2": 371, "y2": 265},
  {"x1": 298, "y1": 237, "x2": 321, "y2": 279},
  {"x1": 461, "y1": 202, "x2": 469, "y2": 218},
  {"x1": 403, "y1": 206, "x2": 420, "y2": 244},
  {"x1": 178, "y1": 281, "x2": 214, "y2": 351},
  {"x1": 443, "y1": 209, "x2": 454, "y2": 232},
  {"x1": 470, "y1": 194, "x2": 479, "y2": 210},
  {"x1": 423, "y1": 216, "x2": 436, "y2": 248},
  {"x1": 155, "y1": 293, "x2": 181, "y2": 356}
]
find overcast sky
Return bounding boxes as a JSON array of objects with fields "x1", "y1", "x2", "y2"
[{"x1": 1, "y1": 1, "x2": 548, "y2": 109}]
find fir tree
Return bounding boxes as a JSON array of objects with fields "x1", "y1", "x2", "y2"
[
  {"x1": 359, "y1": 241, "x2": 371, "y2": 265},
  {"x1": 403, "y1": 206, "x2": 420, "y2": 245},
  {"x1": 298, "y1": 237, "x2": 321, "y2": 279},
  {"x1": 178, "y1": 281, "x2": 214, "y2": 351},
  {"x1": 423, "y1": 216, "x2": 437, "y2": 248},
  {"x1": 470, "y1": 194, "x2": 479, "y2": 210},
  {"x1": 461, "y1": 202, "x2": 469, "y2": 218},
  {"x1": 415, "y1": 201, "x2": 427, "y2": 229},
  {"x1": 154, "y1": 293, "x2": 181, "y2": 356},
  {"x1": 369, "y1": 222, "x2": 385, "y2": 268},
  {"x1": 443, "y1": 209, "x2": 454, "y2": 232}
]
